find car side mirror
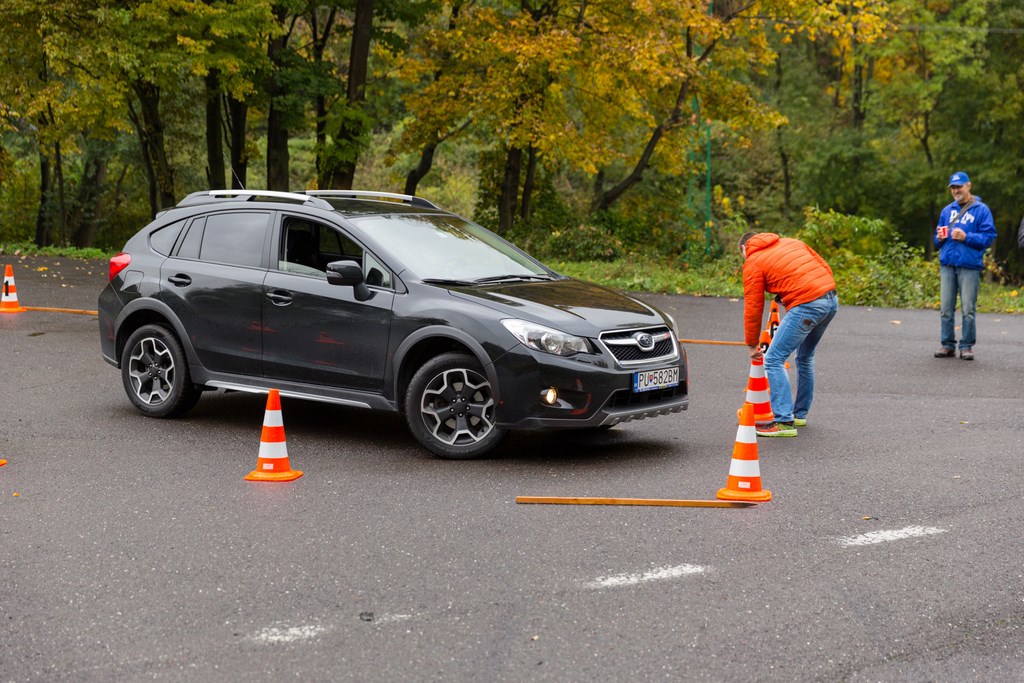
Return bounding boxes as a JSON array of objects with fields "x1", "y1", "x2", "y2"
[{"x1": 326, "y1": 260, "x2": 372, "y2": 301}]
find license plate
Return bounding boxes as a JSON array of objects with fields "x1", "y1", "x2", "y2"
[{"x1": 632, "y1": 367, "x2": 679, "y2": 393}]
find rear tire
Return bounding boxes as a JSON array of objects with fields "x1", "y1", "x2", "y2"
[
  {"x1": 120, "y1": 324, "x2": 201, "y2": 418},
  {"x1": 404, "y1": 353, "x2": 505, "y2": 459}
]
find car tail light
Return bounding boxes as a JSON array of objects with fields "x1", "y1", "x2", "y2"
[{"x1": 109, "y1": 252, "x2": 131, "y2": 281}]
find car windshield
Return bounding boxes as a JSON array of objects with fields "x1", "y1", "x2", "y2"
[{"x1": 349, "y1": 213, "x2": 552, "y2": 282}]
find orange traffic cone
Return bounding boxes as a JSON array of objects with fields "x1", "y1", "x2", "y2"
[
  {"x1": 245, "y1": 390, "x2": 303, "y2": 482},
  {"x1": 757, "y1": 327, "x2": 772, "y2": 354},
  {"x1": 738, "y1": 356, "x2": 774, "y2": 425},
  {"x1": 768, "y1": 300, "x2": 781, "y2": 338},
  {"x1": 0, "y1": 459, "x2": 6, "y2": 467},
  {"x1": 761, "y1": 314, "x2": 790, "y2": 369},
  {"x1": 1, "y1": 265, "x2": 26, "y2": 313},
  {"x1": 718, "y1": 402, "x2": 772, "y2": 502}
]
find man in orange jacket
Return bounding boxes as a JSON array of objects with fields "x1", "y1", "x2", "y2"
[{"x1": 740, "y1": 232, "x2": 838, "y2": 437}]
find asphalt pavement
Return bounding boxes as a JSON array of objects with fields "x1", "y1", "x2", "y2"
[{"x1": 1, "y1": 254, "x2": 1022, "y2": 682}]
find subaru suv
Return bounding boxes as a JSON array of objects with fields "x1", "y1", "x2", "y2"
[{"x1": 98, "y1": 190, "x2": 689, "y2": 459}]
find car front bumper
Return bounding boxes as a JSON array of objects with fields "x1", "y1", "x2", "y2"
[{"x1": 490, "y1": 345, "x2": 689, "y2": 430}]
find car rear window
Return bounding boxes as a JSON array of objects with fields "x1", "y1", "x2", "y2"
[{"x1": 149, "y1": 219, "x2": 186, "y2": 255}]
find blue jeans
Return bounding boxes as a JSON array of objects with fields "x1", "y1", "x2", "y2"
[
  {"x1": 939, "y1": 265, "x2": 980, "y2": 350},
  {"x1": 764, "y1": 291, "x2": 838, "y2": 423}
]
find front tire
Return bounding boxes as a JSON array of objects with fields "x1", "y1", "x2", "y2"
[
  {"x1": 120, "y1": 324, "x2": 201, "y2": 418},
  {"x1": 404, "y1": 353, "x2": 505, "y2": 459}
]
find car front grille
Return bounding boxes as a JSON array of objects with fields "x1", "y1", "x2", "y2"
[{"x1": 599, "y1": 326, "x2": 678, "y2": 366}]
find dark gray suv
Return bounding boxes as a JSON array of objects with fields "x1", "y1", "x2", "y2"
[{"x1": 98, "y1": 190, "x2": 689, "y2": 459}]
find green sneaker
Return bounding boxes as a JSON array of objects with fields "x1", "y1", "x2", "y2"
[
  {"x1": 756, "y1": 421, "x2": 797, "y2": 437},
  {"x1": 793, "y1": 418, "x2": 807, "y2": 427}
]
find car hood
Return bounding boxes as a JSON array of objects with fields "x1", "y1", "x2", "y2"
[{"x1": 446, "y1": 279, "x2": 666, "y2": 334}]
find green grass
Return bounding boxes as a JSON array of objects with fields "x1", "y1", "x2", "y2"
[
  {"x1": 0, "y1": 242, "x2": 114, "y2": 260},
  {"x1": 4, "y1": 242, "x2": 1021, "y2": 314},
  {"x1": 553, "y1": 257, "x2": 1024, "y2": 315}
]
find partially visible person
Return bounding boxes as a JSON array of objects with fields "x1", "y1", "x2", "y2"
[
  {"x1": 933, "y1": 171, "x2": 997, "y2": 361},
  {"x1": 740, "y1": 232, "x2": 838, "y2": 437}
]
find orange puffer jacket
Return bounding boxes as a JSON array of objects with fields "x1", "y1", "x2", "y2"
[{"x1": 742, "y1": 233, "x2": 836, "y2": 346}]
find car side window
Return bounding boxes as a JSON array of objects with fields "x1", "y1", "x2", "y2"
[
  {"x1": 280, "y1": 218, "x2": 324, "y2": 276},
  {"x1": 276, "y1": 215, "x2": 392, "y2": 288},
  {"x1": 199, "y1": 212, "x2": 269, "y2": 267}
]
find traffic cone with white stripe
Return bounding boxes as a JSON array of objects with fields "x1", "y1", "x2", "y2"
[
  {"x1": 717, "y1": 402, "x2": 772, "y2": 502},
  {"x1": 245, "y1": 389, "x2": 303, "y2": 482},
  {"x1": 760, "y1": 314, "x2": 790, "y2": 369},
  {"x1": 738, "y1": 355, "x2": 774, "y2": 425},
  {"x1": 1, "y1": 265, "x2": 26, "y2": 313}
]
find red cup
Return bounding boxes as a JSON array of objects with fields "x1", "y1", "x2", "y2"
[{"x1": 937, "y1": 226, "x2": 949, "y2": 239}]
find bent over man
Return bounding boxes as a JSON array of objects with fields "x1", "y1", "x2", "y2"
[{"x1": 740, "y1": 232, "x2": 838, "y2": 438}]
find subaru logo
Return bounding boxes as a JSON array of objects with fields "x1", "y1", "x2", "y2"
[{"x1": 634, "y1": 332, "x2": 655, "y2": 351}]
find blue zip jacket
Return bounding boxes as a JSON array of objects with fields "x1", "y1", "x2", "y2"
[{"x1": 934, "y1": 196, "x2": 996, "y2": 270}]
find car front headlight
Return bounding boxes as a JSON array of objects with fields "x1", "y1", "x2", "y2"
[
  {"x1": 664, "y1": 311, "x2": 680, "y2": 338},
  {"x1": 501, "y1": 319, "x2": 593, "y2": 356}
]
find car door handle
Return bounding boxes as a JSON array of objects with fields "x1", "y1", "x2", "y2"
[
  {"x1": 167, "y1": 274, "x2": 191, "y2": 287},
  {"x1": 266, "y1": 290, "x2": 293, "y2": 305}
]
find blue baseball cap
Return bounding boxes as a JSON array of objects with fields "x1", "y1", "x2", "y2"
[{"x1": 948, "y1": 171, "x2": 970, "y2": 187}]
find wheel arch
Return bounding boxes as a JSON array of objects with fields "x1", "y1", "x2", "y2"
[
  {"x1": 392, "y1": 326, "x2": 499, "y2": 414},
  {"x1": 113, "y1": 299, "x2": 201, "y2": 375}
]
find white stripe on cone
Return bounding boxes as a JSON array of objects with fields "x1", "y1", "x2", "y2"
[
  {"x1": 728, "y1": 459, "x2": 762, "y2": 478},
  {"x1": 734, "y1": 424, "x2": 756, "y2": 443},
  {"x1": 258, "y1": 441, "x2": 289, "y2": 459}
]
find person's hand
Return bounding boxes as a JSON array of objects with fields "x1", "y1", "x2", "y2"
[
  {"x1": 749, "y1": 346, "x2": 763, "y2": 360},
  {"x1": 951, "y1": 227, "x2": 967, "y2": 241}
]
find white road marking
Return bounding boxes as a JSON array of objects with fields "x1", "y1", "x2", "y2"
[
  {"x1": 375, "y1": 613, "x2": 413, "y2": 624},
  {"x1": 838, "y1": 525, "x2": 947, "y2": 547},
  {"x1": 251, "y1": 624, "x2": 325, "y2": 644},
  {"x1": 586, "y1": 563, "x2": 707, "y2": 589}
]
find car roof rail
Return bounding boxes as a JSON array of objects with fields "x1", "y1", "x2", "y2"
[
  {"x1": 177, "y1": 190, "x2": 334, "y2": 210},
  {"x1": 300, "y1": 190, "x2": 441, "y2": 210}
]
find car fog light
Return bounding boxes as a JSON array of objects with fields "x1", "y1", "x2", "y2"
[{"x1": 543, "y1": 387, "x2": 558, "y2": 405}]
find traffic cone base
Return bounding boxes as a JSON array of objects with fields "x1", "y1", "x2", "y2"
[
  {"x1": 245, "y1": 468, "x2": 303, "y2": 482},
  {"x1": 245, "y1": 390, "x2": 303, "y2": 482},
  {"x1": 717, "y1": 403, "x2": 772, "y2": 503},
  {"x1": 1, "y1": 265, "x2": 26, "y2": 313}
]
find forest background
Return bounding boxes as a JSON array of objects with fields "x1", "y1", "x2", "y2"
[{"x1": 2, "y1": 0, "x2": 1023, "y2": 311}]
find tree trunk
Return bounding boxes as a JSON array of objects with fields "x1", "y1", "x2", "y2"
[
  {"x1": 330, "y1": 0, "x2": 374, "y2": 189},
  {"x1": 35, "y1": 150, "x2": 51, "y2": 247},
  {"x1": 498, "y1": 147, "x2": 522, "y2": 234},
  {"x1": 126, "y1": 99, "x2": 158, "y2": 216},
  {"x1": 53, "y1": 140, "x2": 67, "y2": 244},
  {"x1": 131, "y1": 81, "x2": 176, "y2": 211},
  {"x1": 205, "y1": 70, "x2": 226, "y2": 189},
  {"x1": 521, "y1": 147, "x2": 537, "y2": 222},
  {"x1": 71, "y1": 140, "x2": 109, "y2": 249},
  {"x1": 227, "y1": 96, "x2": 248, "y2": 189},
  {"x1": 404, "y1": 142, "x2": 437, "y2": 196},
  {"x1": 266, "y1": 15, "x2": 291, "y2": 191},
  {"x1": 309, "y1": 7, "x2": 337, "y2": 189}
]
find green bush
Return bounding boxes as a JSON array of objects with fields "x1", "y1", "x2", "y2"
[
  {"x1": 797, "y1": 205, "x2": 895, "y2": 257},
  {"x1": 539, "y1": 223, "x2": 623, "y2": 261}
]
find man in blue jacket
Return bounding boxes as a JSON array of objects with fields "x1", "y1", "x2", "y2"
[{"x1": 933, "y1": 171, "x2": 997, "y2": 361}]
